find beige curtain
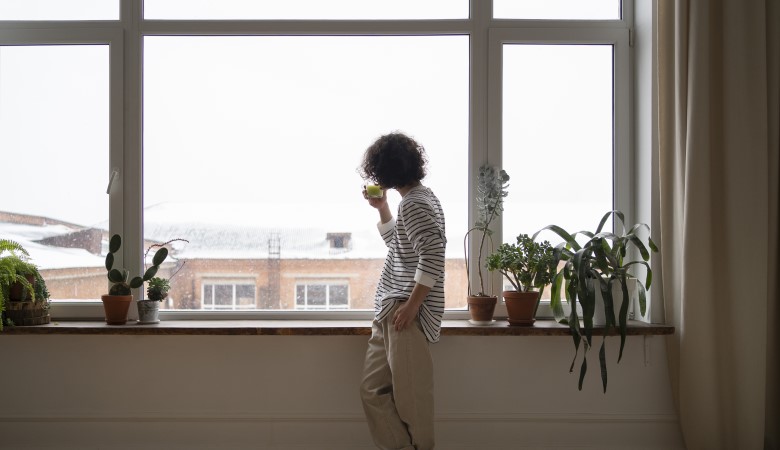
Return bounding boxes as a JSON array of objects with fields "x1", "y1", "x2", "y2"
[{"x1": 657, "y1": 0, "x2": 779, "y2": 449}]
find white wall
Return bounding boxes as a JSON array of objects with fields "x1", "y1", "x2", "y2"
[{"x1": 0, "y1": 334, "x2": 683, "y2": 449}]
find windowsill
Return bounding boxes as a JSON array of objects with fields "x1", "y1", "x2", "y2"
[{"x1": 0, "y1": 319, "x2": 674, "y2": 336}]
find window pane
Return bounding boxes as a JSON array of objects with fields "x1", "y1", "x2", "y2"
[
  {"x1": 203, "y1": 285, "x2": 214, "y2": 307},
  {"x1": 295, "y1": 285, "x2": 306, "y2": 307},
  {"x1": 236, "y1": 284, "x2": 255, "y2": 307},
  {"x1": 0, "y1": 44, "x2": 109, "y2": 301},
  {"x1": 213, "y1": 285, "x2": 233, "y2": 307},
  {"x1": 493, "y1": 0, "x2": 621, "y2": 20},
  {"x1": 0, "y1": 0, "x2": 119, "y2": 20},
  {"x1": 143, "y1": 35, "x2": 468, "y2": 311},
  {"x1": 329, "y1": 285, "x2": 348, "y2": 306},
  {"x1": 502, "y1": 44, "x2": 613, "y2": 245},
  {"x1": 307, "y1": 285, "x2": 327, "y2": 307},
  {"x1": 144, "y1": 0, "x2": 467, "y2": 20}
]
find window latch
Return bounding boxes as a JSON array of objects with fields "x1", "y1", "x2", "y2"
[{"x1": 106, "y1": 169, "x2": 119, "y2": 194}]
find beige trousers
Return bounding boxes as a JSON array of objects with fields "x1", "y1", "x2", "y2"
[{"x1": 360, "y1": 302, "x2": 435, "y2": 450}]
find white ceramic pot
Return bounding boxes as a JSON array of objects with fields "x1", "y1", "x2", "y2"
[
  {"x1": 591, "y1": 278, "x2": 638, "y2": 326},
  {"x1": 137, "y1": 300, "x2": 160, "y2": 324}
]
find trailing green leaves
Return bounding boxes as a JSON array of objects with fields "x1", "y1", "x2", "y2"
[{"x1": 534, "y1": 210, "x2": 658, "y2": 392}]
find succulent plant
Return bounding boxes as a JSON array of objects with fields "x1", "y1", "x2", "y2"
[
  {"x1": 146, "y1": 277, "x2": 170, "y2": 301},
  {"x1": 105, "y1": 234, "x2": 168, "y2": 296},
  {"x1": 464, "y1": 165, "x2": 510, "y2": 297}
]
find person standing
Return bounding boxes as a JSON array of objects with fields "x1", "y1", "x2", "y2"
[{"x1": 358, "y1": 132, "x2": 446, "y2": 450}]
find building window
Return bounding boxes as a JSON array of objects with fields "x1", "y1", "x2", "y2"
[
  {"x1": 295, "y1": 282, "x2": 349, "y2": 310},
  {"x1": 327, "y1": 233, "x2": 351, "y2": 250},
  {"x1": 202, "y1": 281, "x2": 256, "y2": 310}
]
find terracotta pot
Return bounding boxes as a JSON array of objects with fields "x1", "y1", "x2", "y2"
[
  {"x1": 101, "y1": 295, "x2": 132, "y2": 325},
  {"x1": 467, "y1": 295, "x2": 498, "y2": 323},
  {"x1": 503, "y1": 290, "x2": 540, "y2": 326}
]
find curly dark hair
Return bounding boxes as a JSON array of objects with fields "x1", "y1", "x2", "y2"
[{"x1": 358, "y1": 132, "x2": 428, "y2": 189}]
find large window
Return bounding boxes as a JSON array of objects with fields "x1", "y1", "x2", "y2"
[
  {"x1": 501, "y1": 43, "x2": 615, "y2": 239},
  {"x1": 142, "y1": 34, "x2": 468, "y2": 312},
  {"x1": 0, "y1": 1, "x2": 633, "y2": 319}
]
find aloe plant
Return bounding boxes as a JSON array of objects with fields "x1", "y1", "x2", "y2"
[
  {"x1": 533, "y1": 210, "x2": 658, "y2": 392},
  {"x1": 105, "y1": 234, "x2": 168, "y2": 296},
  {"x1": 463, "y1": 165, "x2": 510, "y2": 297}
]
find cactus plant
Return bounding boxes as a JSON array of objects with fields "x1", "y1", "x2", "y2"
[{"x1": 105, "y1": 234, "x2": 168, "y2": 296}]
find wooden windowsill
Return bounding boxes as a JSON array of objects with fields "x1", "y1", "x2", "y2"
[{"x1": 0, "y1": 319, "x2": 674, "y2": 336}]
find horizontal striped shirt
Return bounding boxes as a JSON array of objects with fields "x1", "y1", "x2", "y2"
[{"x1": 375, "y1": 184, "x2": 446, "y2": 343}]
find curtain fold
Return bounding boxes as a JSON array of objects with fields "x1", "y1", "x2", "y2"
[{"x1": 656, "y1": 1, "x2": 779, "y2": 449}]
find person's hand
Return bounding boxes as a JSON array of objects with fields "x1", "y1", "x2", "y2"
[
  {"x1": 362, "y1": 185, "x2": 387, "y2": 209},
  {"x1": 393, "y1": 300, "x2": 420, "y2": 331}
]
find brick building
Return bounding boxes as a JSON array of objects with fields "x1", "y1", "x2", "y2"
[{"x1": 1, "y1": 207, "x2": 468, "y2": 310}]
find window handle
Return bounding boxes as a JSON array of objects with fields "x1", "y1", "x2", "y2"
[{"x1": 106, "y1": 169, "x2": 119, "y2": 194}]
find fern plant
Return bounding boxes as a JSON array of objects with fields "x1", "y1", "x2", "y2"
[{"x1": 0, "y1": 240, "x2": 40, "y2": 330}]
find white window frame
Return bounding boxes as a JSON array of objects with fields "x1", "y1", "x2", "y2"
[
  {"x1": 202, "y1": 280, "x2": 257, "y2": 311},
  {"x1": 2, "y1": 0, "x2": 640, "y2": 322},
  {"x1": 0, "y1": 25, "x2": 125, "y2": 320},
  {"x1": 485, "y1": 26, "x2": 632, "y2": 319},
  {"x1": 295, "y1": 281, "x2": 350, "y2": 311}
]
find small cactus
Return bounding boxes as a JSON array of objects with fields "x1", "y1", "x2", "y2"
[{"x1": 105, "y1": 234, "x2": 169, "y2": 296}]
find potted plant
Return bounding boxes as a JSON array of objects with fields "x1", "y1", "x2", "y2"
[
  {"x1": 533, "y1": 210, "x2": 658, "y2": 392},
  {"x1": 136, "y1": 238, "x2": 188, "y2": 324},
  {"x1": 102, "y1": 234, "x2": 170, "y2": 325},
  {"x1": 0, "y1": 239, "x2": 51, "y2": 329},
  {"x1": 463, "y1": 165, "x2": 510, "y2": 323},
  {"x1": 486, "y1": 233, "x2": 557, "y2": 326}
]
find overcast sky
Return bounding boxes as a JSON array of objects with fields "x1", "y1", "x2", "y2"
[{"x1": 1, "y1": 0, "x2": 617, "y2": 249}]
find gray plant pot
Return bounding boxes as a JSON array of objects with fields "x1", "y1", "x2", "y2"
[{"x1": 137, "y1": 300, "x2": 160, "y2": 324}]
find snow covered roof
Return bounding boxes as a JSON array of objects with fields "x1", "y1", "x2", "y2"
[
  {"x1": 0, "y1": 221, "x2": 105, "y2": 270},
  {"x1": 1, "y1": 201, "x2": 460, "y2": 269}
]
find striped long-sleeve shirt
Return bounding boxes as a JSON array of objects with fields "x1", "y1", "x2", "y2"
[{"x1": 374, "y1": 184, "x2": 446, "y2": 343}]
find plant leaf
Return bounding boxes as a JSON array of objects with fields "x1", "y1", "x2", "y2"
[
  {"x1": 550, "y1": 272, "x2": 566, "y2": 323},
  {"x1": 108, "y1": 268, "x2": 125, "y2": 283},
  {"x1": 617, "y1": 276, "x2": 629, "y2": 362},
  {"x1": 599, "y1": 337, "x2": 608, "y2": 393},
  {"x1": 602, "y1": 277, "x2": 616, "y2": 327},
  {"x1": 629, "y1": 235, "x2": 650, "y2": 261},
  {"x1": 109, "y1": 234, "x2": 121, "y2": 253},
  {"x1": 151, "y1": 247, "x2": 169, "y2": 266},
  {"x1": 534, "y1": 225, "x2": 581, "y2": 251},
  {"x1": 129, "y1": 276, "x2": 143, "y2": 289},
  {"x1": 143, "y1": 266, "x2": 159, "y2": 281},
  {"x1": 578, "y1": 356, "x2": 588, "y2": 391}
]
